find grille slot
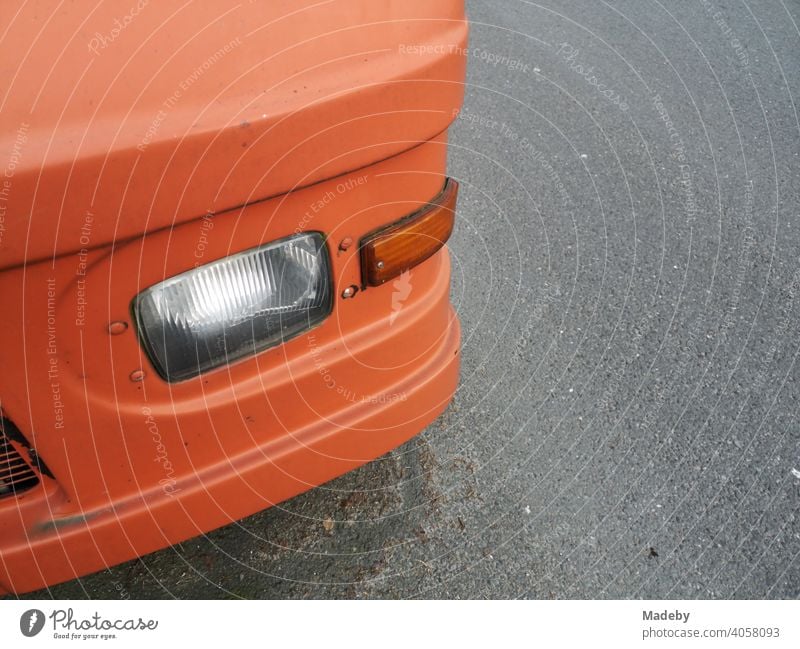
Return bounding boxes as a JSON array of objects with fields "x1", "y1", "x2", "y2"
[{"x1": 0, "y1": 418, "x2": 40, "y2": 498}]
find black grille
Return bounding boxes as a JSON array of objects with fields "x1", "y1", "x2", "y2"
[{"x1": 0, "y1": 418, "x2": 40, "y2": 498}]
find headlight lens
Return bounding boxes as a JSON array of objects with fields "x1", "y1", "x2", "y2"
[{"x1": 133, "y1": 232, "x2": 332, "y2": 382}]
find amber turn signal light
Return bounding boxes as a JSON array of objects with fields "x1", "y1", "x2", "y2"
[{"x1": 360, "y1": 178, "x2": 458, "y2": 286}]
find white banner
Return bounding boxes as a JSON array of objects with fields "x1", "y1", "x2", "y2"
[{"x1": 1, "y1": 600, "x2": 797, "y2": 648}]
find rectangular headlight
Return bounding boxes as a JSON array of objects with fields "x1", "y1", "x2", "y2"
[{"x1": 133, "y1": 232, "x2": 332, "y2": 382}]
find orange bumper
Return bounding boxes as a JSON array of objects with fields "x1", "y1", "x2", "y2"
[{"x1": 0, "y1": 136, "x2": 460, "y2": 594}]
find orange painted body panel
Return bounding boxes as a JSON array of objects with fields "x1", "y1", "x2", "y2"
[
  {"x1": 0, "y1": 1, "x2": 466, "y2": 594},
  {"x1": 0, "y1": 0, "x2": 467, "y2": 269}
]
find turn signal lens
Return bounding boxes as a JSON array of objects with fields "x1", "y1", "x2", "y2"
[
  {"x1": 133, "y1": 233, "x2": 332, "y2": 382},
  {"x1": 360, "y1": 178, "x2": 458, "y2": 286}
]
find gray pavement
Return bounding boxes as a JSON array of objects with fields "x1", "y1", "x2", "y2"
[{"x1": 14, "y1": 0, "x2": 800, "y2": 599}]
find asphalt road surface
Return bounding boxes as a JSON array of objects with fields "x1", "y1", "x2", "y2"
[{"x1": 15, "y1": 0, "x2": 800, "y2": 599}]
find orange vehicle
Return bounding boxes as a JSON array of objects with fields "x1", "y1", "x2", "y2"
[{"x1": 0, "y1": 1, "x2": 467, "y2": 594}]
